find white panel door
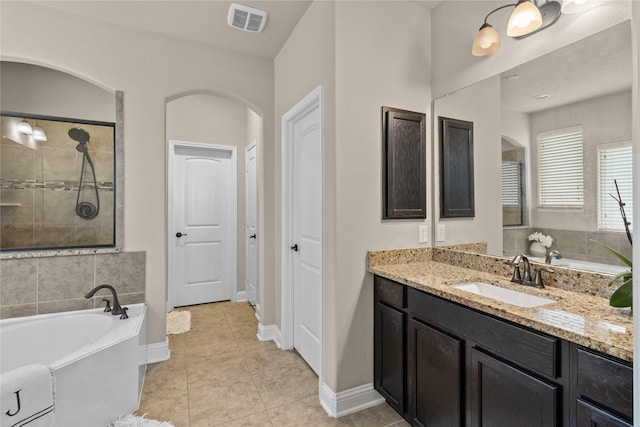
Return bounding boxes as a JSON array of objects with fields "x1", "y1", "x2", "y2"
[
  {"x1": 172, "y1": 145, "x2": 234, "y2": 307},
  {"x1": 246, "y1": 143, "x2": 258, "y2": 307},
  {"x1": 291, "y1": 106, "x2": 322, "y2": 375}
]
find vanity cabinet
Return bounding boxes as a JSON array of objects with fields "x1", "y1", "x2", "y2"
[
  {"x1": 407, "y1": 318, "x2": 463, "y2": 426},
  {"x1": 373, "y1": 275, "x2": 633, "y2": 427},
  {"x1": 575, "y1": 347, "x2": 633, "y2": 426},
  {"x1": 374, "y1": 276, "x2": 406, "y2": 415},
  {"x1": 469, "y1": 348, "x2": 560, "y2": 426}
]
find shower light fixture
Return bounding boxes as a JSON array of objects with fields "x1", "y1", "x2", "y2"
[
  {"x1": 561, "y1": 0, "x2": 599, "y2": 14},
  {"x1": 472, "y1": 0, "x2": 561, "y2": 57},
  {"x1": 17, "y1": 120, "x2": 33, "y2": 135},
  {"x1": 32, "y1": 126, "x2": 47, "y2": 142}
]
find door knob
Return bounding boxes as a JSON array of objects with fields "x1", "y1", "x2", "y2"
[
  {"x1": 290, "y1": 244, "x2": 299, "y2": 252},
  {"x1": 176, "y1": 232, "x2": 188, "y2": 238},
  {"x1": 250, "y1": 234, "x2": 257, "y2": 239}
]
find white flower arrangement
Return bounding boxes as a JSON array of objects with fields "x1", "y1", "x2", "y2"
[{"x1": 528, "y1": 232, "x2": 553, "y2": 248}]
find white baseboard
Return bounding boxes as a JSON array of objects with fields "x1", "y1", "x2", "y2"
[
  {"x1": 257, "y1": 322, "x2": 282, "y2": 348},
  {"x1": 319, "y1": 382, "x2": 385, "y2": 418},
  {"x1": 146, "y1": 338, "x2": 170, "y2": 364},
  {"x1": 235, "y1": 290, "x2": 247, "y2": 302}
]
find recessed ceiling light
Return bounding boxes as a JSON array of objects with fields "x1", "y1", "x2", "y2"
[
  {"x1": 532, "y1": 94, "x2": 551, "y2": 100},
  {"x1": 503, "y1": 74, "x2": 519, "y2": 81}
]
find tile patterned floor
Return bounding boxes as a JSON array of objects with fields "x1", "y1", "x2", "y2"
[{"x1": 137, "y1": 301, "x2": 409, "y2": 426}]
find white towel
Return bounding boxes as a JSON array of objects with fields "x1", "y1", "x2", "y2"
[{"x1": 0, "y1": 365, "x2": 55, "y2": 427}]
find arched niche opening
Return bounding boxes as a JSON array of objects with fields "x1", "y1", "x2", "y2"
[
  {"x1": 165, "y1": 92, "x2": 262, "y2": 308},
  {"x1": 0, "y1": 61, "x2": 123, "y2": 254}
]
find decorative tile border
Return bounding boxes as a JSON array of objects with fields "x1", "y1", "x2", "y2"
[{"x1": 1, "y1": 178, "x2": 114, "y2": 192}]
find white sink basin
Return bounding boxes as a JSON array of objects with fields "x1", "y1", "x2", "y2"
[{"x1": 452, "y1": 282, "x2": 555, "y2": 308}]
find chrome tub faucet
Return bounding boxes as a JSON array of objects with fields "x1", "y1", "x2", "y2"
[{"x1": 545, "y1": 250, "x2": 562, "y2": 264}]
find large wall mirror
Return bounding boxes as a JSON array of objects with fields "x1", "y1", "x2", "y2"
[
  {"x1": 0, "y1": 61, "x2": 123, "y2": 254},
  {"x1": 433, "y1": 21, "x2": 632, "y2": 276}
]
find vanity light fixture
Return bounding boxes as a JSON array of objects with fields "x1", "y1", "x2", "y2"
[
  {"x1": 16, "y1": 120, "x2": 33, "y2": 135},
  {"x1": 472, "y1": 0, "x2": 561, "y2": 57},
  {"x1": 507, "y1": 0, "x2": 543, "y2": 37}
]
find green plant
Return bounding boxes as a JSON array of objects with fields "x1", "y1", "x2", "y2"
[
  {"x1": 589, "y1": 240, "x2": 632, "y2": 308},
  {"x1": 591, "y1": 180, "x2": 632, "y2": 308}
]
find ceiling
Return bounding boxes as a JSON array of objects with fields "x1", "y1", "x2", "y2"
[
  {"x1": 29, "y1": 0, "x2": 313, "y2": 58},
  {"x1": 29, "y1": 0, "x2": 441, "y2": 59},
  {"x1": 501, "y1": 20, "x2": 632, "y2": 113}
]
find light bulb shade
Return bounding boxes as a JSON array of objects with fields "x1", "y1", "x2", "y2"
[
  {"x1": 17, "y1": 121, "x2": 33, "y2": 135},
  {"x1": 561, "y1": 0, "x2": 597, "y2": 14},
  {"x1": 472, "y1": 24, "x2": 501, "y2": 56},
  {"x1": 507, "y1": 1, "x2": 543, "y2": 37},
  {"x1": 32, "y1": 126, "x2": 47, "y2": 142}
]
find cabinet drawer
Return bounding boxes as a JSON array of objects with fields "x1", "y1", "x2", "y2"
[
  {"x1": 375, "y1": 276, "x2": 405, "y2": 309},
  {"x1": 577, "y1": 399, "x2": 632, "y2": 427},
  {"x1": 577, "y1": 348, "x2": 633, "y2": 420},
  {"x1": 408, "y1": 288, "x2": 559, "y2": 378}
]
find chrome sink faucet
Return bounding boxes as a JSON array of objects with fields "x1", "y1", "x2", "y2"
[
  {"x1": 85, "y1": 284, "x2": 129, "y2": 319},
  {"x1": 509, "y1": 254, "x2": 552, "y2": 289}
]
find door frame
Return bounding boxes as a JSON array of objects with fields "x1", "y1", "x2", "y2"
[
  {"x1": 167, "y1": 140, "x2": 238, "y2": 310},
  {"x1": 245, "y1": 140, "x2": 259, "y2": 314},
  {"x1": 280, "y1": 85, "x2": 324, "y2": 366}
]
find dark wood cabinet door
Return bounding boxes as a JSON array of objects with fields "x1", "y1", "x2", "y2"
[
  {"x1": 577, "y1": 399, "x2": 632, "y2": 427},
  {"x1": 470, "y1": 348, "x2": 560, "y2": 427},
  {"x1": 408, "y1": 318, "x2": 463, "y2": 427},
  {"x1": 374, "y1": 302, "x2": 405, "y2": 413},
  {"x1": 576, "y1": 348, "x2": 633, "y2": 421},
  {"x1": 382, "y1": 107, "x2": 426, "y2": 219}
]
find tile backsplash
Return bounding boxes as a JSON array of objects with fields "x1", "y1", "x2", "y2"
[
  {"x1": 503, "y1": 227, "x2": 631, "y2": 266},
  {"x1": 0, "y1": 251, "x2": 145, "y2": 319}
]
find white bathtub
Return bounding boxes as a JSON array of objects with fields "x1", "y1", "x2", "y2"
[
  {"x1": 0, "y1": 303, "x2": 147, "y2": 427},
  {"x1": 529, "y1": 257, "x2": 628, "y2": 275}
]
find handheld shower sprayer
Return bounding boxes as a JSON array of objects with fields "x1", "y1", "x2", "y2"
[{"x1": 69, "y1": 127, "x2": 99, "y2": 219}]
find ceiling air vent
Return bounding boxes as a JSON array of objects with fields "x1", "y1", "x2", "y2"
[{"x1": 227, "y1": 3, "x2": 267, "y2": 33}]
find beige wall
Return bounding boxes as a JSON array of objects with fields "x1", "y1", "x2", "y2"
[
  {"x1": 0, "y1": 61, "x2": 115, "y2": 122},
  {"x1": 166, "y1": 94, "x2": 251, "y2": 295},
  {"x1": 0, "y1": 1, "x2": 274, "y2": 345},
  {"x1": 274, "y1": 1, "x2": 337, "y2": 337},
  {"x1": 276, "y1": 1, "x2": 431, "y2": 392},
  {"x1": 433, "y1": 76, "x2": 503, "y2": 255},
  {"x1": 332, "y1": 1, "x2": 431, "y2": 392}
]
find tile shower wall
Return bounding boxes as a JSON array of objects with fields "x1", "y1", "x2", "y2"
[
  {"x1": 503, "y1": 227, "x2": 632, "y2": 266},
  {"x1": 0, "y1": 251, "x2": 145, "y2": 319},
  {"x1": 0, "y1": 117, "x2": 114, "y2": 249}
]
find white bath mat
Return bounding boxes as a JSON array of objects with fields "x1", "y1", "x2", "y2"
[
  {"x1": 166, "y1": 310, "x2": 191, "y2": 335},
  {"x1": 109, "y1": 413, "x2": 174, "y2": 427}
]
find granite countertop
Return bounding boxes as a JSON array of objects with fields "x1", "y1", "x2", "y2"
[{"x1": 368, "y1": 248, "x2": 633, "y2": 362}]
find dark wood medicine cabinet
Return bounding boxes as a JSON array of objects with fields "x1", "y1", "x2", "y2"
[{"x1": 382, "y1": 106, "x2": 426, "y2": 220}]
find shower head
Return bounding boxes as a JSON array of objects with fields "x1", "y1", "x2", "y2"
[
  {"x1": 75, "y1": 143, "x2": 88, "y2": 153},
  {"x1": 68, "y1": 127, "x2": 90, "y2": 144}
]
